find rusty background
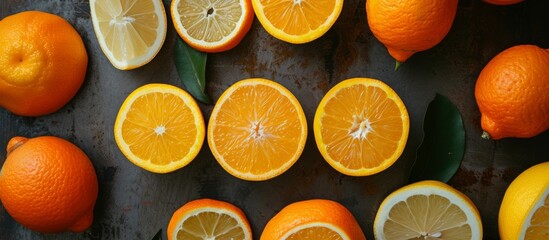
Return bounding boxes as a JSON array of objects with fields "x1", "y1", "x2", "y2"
[{"x1": 1, "y1": 0, "x2": 549, "y2": 239}]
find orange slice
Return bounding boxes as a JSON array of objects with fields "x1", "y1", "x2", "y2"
[
  {"x1": 313, "y1": 77, "x2": 409, "y2": 176},
  {"x1": 171, "y1": 0, "x2": 254, "y2": 52},
  {"x1": 90, "y1": 0, "x2": 167, "y2": 70},
  {"x1": 374, "y1": 180, "x2": 483, "y2": 239},
  {"x1": 207, "y1": 78, "x2": 307, "y2": 181},
  {"x1": 167, "y1": 198, "x2": 252, "y2": 240},
  {"x1": 260, "y1": 199, "x2": 366, "y2": 240},
  {"x1": 251, "y1": 0, "x2": 344, "y2": 44},
  {"x1": 114, "y1": 84, "x2": 205, "y2": 173}
]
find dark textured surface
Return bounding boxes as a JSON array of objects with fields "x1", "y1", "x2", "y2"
[{"x1": 1, "y1": 0, "x2": 549, "y2": 239}]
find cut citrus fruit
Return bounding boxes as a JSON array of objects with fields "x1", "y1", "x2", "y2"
[
  {"x1": 251, "y1": 0, "x2": 344, "y2": 44},
  {"x1": 171, "y1": 0, "x2": 254, "y2": 53},
  {"x1": 313, "y1": 78, "x2": 409, "y2": 176},
  {"x1": 374, "y1": 180, "x2": 483, "y2": 239},
  {"x1": 207, "y1": 78, "x2": 307, "y2": 181},
  {"x1": 167, "y1": 198, "x2": 252, "y2": 240},
  {"x1": 114, "y1": 83, "x2": 205, "y2": 173},
  {"x1": 90, "y1": 0, "x2": 167, "y2": 70},
  {"x1": 499, "y1": 162, "x2": 549, "y2": 240},
  {"x1": 260, "y1": 199, "x2": 366, "y2": 240}
]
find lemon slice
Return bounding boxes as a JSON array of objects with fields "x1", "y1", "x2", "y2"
[
  {"x1": 520, "y1": 188, "x2": 549, "y2": 239},
  {"x1": 90, "y1": 0, "x2": 167, "y2": 70},
  {"x1": 114, "y1": 84, "x2": 205, "y2": 173},
  {"x1": 499, "y1": 162, "x2": 549, "y2": 239},
  {"x1": 171, "y1": 0, "x2": 254, "y2": 52},
  {"x1": 374, "y1": 180, "x2": 483, "y2": 239}
]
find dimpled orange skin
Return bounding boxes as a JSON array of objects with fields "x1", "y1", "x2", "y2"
[
  {"x1": 366, "y1": 0, "x2": 458, "y2": 63},
  {"x1": 260, "y1": 199, "x2": 366, "y2": 240},
  {"x1": 0, "y1": 136, "x2": 98, "y2": 233},
  {"x1": 475, "y1": 45, "x2": 549, "y2": 140},
  {"x1": 0, "y1": 11, "x2": 88, "y2": 116},
  {"x1": 483, "y1": 0, "x2": 524, "y2": 5}
]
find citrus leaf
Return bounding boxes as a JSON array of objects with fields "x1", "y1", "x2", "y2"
[
  {"x1": 408, "y1": 93, "x2": 465, "y2": 183},
  {"x1": 151, "y1": 229, "x2": 162, "y2": 240},
  {"x1": 174, "y1": 37, "x2": 211, "y2": 104}
]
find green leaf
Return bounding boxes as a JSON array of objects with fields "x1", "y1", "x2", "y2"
[
  {"x1": 174, "y1": 37, "x2": 211, "y2": 104},
  {"x1": 408, "y1": 93, "x2": 465, "y2": 183},
  {"x1": 151, "y1": 229, "x2": 162, "y2": 240}
]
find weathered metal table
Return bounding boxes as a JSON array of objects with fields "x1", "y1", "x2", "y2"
[{"x1": 1, "y1": 0, "x2": 549, "y2": 239}]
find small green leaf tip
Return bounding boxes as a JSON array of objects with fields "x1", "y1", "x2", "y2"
[{"x1": 395, "y1": 60, "x2": 402, "y2": 71}]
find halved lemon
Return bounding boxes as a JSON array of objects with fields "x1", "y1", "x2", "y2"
[
  {"x1": 207, "y1": 78, "x2": 307, "y2": 181},
  {"x1": 251, "y1": 0, "x2": 344, "y2": 44},
  {"x1": 314, "y1": 78, "x2": 409, "y2": 176},
  {"x1": 374, "y1": 180, "x2": 483, "y2": 239},
  {"x1": 90, "y1": 0, "x2": 167, "y2": 70},
  {"x1": 499, "y1": 162, "x2": 549, "y2": 239},
  {"x1": 167, "y1": 198, "x2": 252, "y2": 240},
  {"x1": 114, "y1": 84, "x2": 205, "y2": 173},
  {"x1": 171, "y1": 0, "x2": 254, "y2": 52}
]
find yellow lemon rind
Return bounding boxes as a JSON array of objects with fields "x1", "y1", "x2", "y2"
[
  {"x1": 499, "y1": 162, "x2": 549, "y2": 240},
  {"x1": 89, "y1": 0, "x2": 167, "y2": 70},
  {"x1": 374, "y1": 180, "x2": 483, "y2": 240},
  {"x1": 519, "y1": 187, "x2": 549, "y2": 238}
]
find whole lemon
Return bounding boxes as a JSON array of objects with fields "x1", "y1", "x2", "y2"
[
  {"x1": 0, "y1": 11, "x2": 88, "y2": 116},
  {"x1": 0, "y1": 136, "x2": 98, "y2": 233}
]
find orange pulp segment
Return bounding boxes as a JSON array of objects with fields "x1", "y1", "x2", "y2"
[
  {"x1": 207, "y1": 78, "x2": 307, "y2": 181},
  {"x1": 314, "y1": 77, "x2": 409, "y2": 176},
  {"x1": 114, "y1": 83, "x2": 205, "y2": 173}
]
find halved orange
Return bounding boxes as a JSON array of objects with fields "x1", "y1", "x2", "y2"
[
  {"x1": 314, "y1": 78, "x2": 409, "y2": 176},
  {"x1": 260, "y1": 199, "x2": 366, "y2": 240},
  {"x1": 207, "y1": 78, "x2": 307, "y2": 181},
  {"x1": 167, "y1": 198, "x2": 252, "y2": 240},
  {"x1": 251, "y1": 0, "x2": 344, "y2": 44},
  {"x1": 114, "y1": 84, "x2": 205, "y2": 173},
  {"x1": 171, "y1": 0, "x2": 254, "y2": 52}
]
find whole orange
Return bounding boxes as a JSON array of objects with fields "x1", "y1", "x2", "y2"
[
  {"x1": 475, "y1": 45, "x2": 549, "y2": 139},
  {"x1": 483, "y1": 0, "x2": 524, "y2": 5},
  {"x1": 366, "y1": 0, "x2": 458, "y2": 64},
  {"x1": 0, "y1": 11, "x2": 88, "y2": 116},
  {"x1": 0, "y1": 136, "x2": 98, "y2": 233}
]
